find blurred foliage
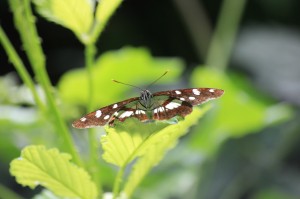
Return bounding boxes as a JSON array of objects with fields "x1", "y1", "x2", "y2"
[
  {"x1": 189, "y1": 67, "x2": 293, "y2": 155},
  {"x1": 1, "y1": 0, "x2": 300, "y2": 198},
  {"x1": 58, "y1": 47, "x2": 183, "y2": 111}
]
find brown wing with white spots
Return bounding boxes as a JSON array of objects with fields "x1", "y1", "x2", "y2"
[
  {"x1": 108, "y1": 107, "x2": 149, "y2": 126},
  {"x1": 153, "y1": 88, "x2": 224, "y2": 106},
  {"x1": 72, "y1": 97, "x2": 139, "y2": 129},
  {"x1": 152, "y1": 99, "x2": 193, "y2": 121}
]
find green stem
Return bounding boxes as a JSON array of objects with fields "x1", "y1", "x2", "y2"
[
  {"x1": 205, "y1": 0, "x2": 247, "y2": 71},
  {"x1": 84, "y1": 44, "x2": 102, "y2": 193},
  {"x1": 113, "y1": 165, "x2": 126, "y2": 199},
  {"x1": 85, "y1": 44, "x2": 96, "y2": 112},
  {"x1": 0, "y1": 184, "x2": 25, "y2": 199},
  {"x1": 9, "y1": 0, "x2": 82, "y2": 166},
  {"x1": 173, "y1": 0, "x2": 212, "y2": 60},
  {"x1": 0, "y1": 26, "x2": 45, "y2": 112}
]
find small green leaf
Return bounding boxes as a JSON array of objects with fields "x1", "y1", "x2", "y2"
[
  {"x1": 101, "y1": 108, "x2": 208, "y2": 197},
  {"x1": 32, "y1": 0, "x2": 94, "y2": 42},
  {"x1": 95, "y1": 0, "x2": 122, "y2": 24},
  {"x1": 58, "y1": 47, "x2": 183, "y2": 110},
  {"x1": 10, "y1": 145, "x2": 98, "y2": 199}
]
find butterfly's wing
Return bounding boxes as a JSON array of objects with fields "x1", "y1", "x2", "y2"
[
  {"x1": 107, "y1": 105, "x2": 149, "y2": 126},
  {"x1": 153, "y1": 88, "x2": 224, "y2": 106},
  {"x1": 72, "y1": 97, "x2": 140, "y2": 128},
  {"x1": 151, "y1": 88, "x2": 224, "y2": 120}
]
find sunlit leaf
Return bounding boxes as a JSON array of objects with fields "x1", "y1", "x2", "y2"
[
  {"x1": 32, "y1": 0, "x2": 94, "y2": 41},
  {"x1": 101, "y1": 108, "x2": 208, "y2": 197},
  {"x1": 95, "y1": 0, "x2": 122, "y2": 23},
  {"x1": 10, "y1": 145, "x2": 98, "y2": 199},
  {"x1": 58, "y1": 47, "x2": 183, "y2": 110}
]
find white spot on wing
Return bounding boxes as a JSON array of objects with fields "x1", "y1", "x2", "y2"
[
  {"x1": 80, "y1": 117, "x2": 87, "y2": 122},
  {"x1": 209, "y1": 89, "x2": 215, "y2": 92},
  {"x1": 104, "y1": 115, "x2": 110, "y2": 120},
  {"x1": 135, "y1": 110, "x2": 145, "y2": 115},
  {"x1": 175, "y1": 90, "x2": 181, "y2": 94},
  {"x1": 95, "y1": 110, "x2": 102, "y2": 118},
  {"x1": 180, "y1": 97, "x2": 185, "y2": 101},
  {"x1": 165, "y1": 102, "x2": 181, "y2": 109},
  {"x1": 119, "y1": 111, "x2": 133, "y2": 118},
  {"x1": 189, "y1": 96, "x2": 196, "y2": 100},
  {"x1": 192, "y1": 89, "x2": 201, "y2": 95},
  {"x1": 154, "y1": 107, "x2": 165, "y2": 113},
  {"x1": 113, "y1": 104, "x2": 118, "y2": 109}
]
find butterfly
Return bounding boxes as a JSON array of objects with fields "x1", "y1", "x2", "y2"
[
  {"x1": 72, "y1": 72, "x2": 224, "y2": 128},
  {"x1": 72, "y1": 87, "x2": 224, "y2": 128}
]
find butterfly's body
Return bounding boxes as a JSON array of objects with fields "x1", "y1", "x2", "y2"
[{"x1": 72, "y1": 88, "x2": 224, "y2": 128}]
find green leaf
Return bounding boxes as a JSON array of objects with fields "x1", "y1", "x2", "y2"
[
  {"x1": 32, "y1": 0, "x2": 94, "y2": 42},
  {"x1": 101, "y1": 108, "x2": 208, "y2": 197},
  {"x1": 189, "y1": 67, "x2": 293, "y2": 155},
  {"x1": 10, "y1": 145, "x2": 98, "y2": 199},
  {"x1": 58, "y1": 47, "x2": 184, "y2": 111},
  {"x1": 95, "y1": 0, "x2": 122, "y2": 23}
]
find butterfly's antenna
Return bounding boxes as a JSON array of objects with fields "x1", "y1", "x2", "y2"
[
  {"x1": 146, "y1": 70, "x2": 169, "y2": 88},
  {"x1": 112, "y1": 79, "x2": 144, "y2": 91}
]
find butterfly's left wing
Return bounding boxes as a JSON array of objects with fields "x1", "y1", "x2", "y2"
[
  {"x1": 151, "y1": 88, "x2": 224, "y2": 121},
  {"x1": 72, "y1": 97, "x2": 140, "y2": 128}
]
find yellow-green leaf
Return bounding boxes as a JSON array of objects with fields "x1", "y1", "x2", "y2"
[
  {"x1": 101, "y1": 108, "x2": 208, "y2": 197},
  {"x1": 123, "y1": 108, "x2": 206, "y2": 197},
  {"x1": 10, "y1": 145, "x2": 98, "y2": 199},
  {"x1": 95, "y1": 0, "x2": 122, "y2": 23},
  {"x1": 32, "y1": 0, "x2": 94, "y2": 42}
]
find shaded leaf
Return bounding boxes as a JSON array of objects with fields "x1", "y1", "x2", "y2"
[{"x1": 10, "y1": 145, "x2": 98, "y2": 199}]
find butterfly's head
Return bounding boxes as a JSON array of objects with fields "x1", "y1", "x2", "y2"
[{"x1": 139, "y1": 90, "x2": 153, "y2": 109}]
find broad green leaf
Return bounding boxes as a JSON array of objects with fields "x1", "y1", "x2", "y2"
[
  {"x1": 189, "y1": 67, "x2": 293, "y2": 155},
  {"x1": 101, "y1": 108, "x2": 208, "y2": 197},
  {"x1": 10, "y1": 145, "x2": 98, "y2": 199},
  {"x1": 58, "y1": 47, "x2": 183, "y2": 111},
  {"x1": 32, "y1": 0, "x2": 94, "y2": 42},
  {"x1": 123, "y1": 109, "x2": 206, "y2": 197}
]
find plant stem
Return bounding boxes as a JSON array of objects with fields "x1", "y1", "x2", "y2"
[
  {"x1": 205, "y1": 0, "x2": 247, "y2": 71},
  {"x1": 9, "y1": 0, "x2": 82, "y2": 166},
  {"x1": 173, "y1": 0, "x2": 212, "y2": 60},
  {"x1": 84, "y1": 43, "x2": 102, "y2": 192},
  {"x1": 0, "y1": 26, "x2": 45, "y2": 112},
  {"x1": 113, "y1": 166, "x2": 126, "y2": 199},
  {"x1": 0, "y1": 184, "x2": 25, "y2": 199}
]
